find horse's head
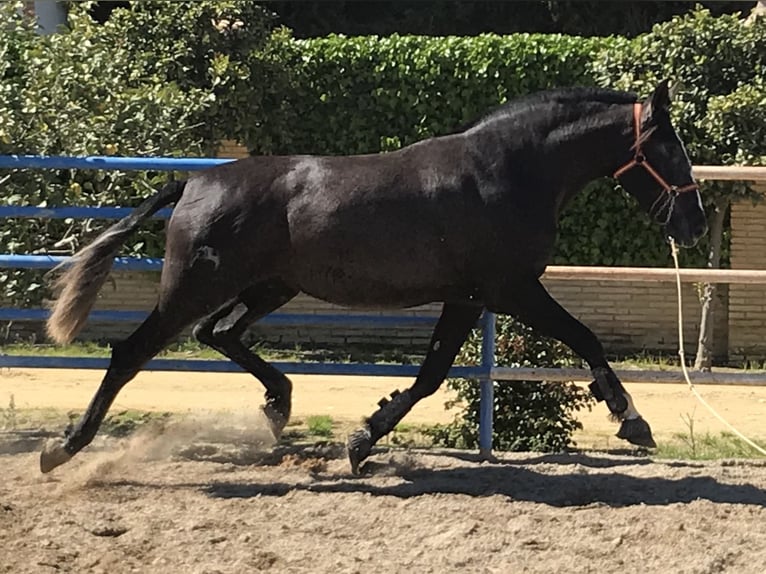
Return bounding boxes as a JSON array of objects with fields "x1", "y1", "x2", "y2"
[{"x1": 614, "y1": 80, "x2": 708, "y2": 247}]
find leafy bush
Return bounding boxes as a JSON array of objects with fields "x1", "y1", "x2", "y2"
[
  {"x1": 426, "y1": 317, "x2": 594, "y2": 452},
  {"x1": 705, "y1": 79, "x2": 766, "y2": 167},
  {"x1": 591, "y1": 8, "x2": 766, "y2": 206},
  {"x1": 107, "y1": 1, "x2": 295, "y2": 153},
  {"x1": 0, "y1": 1, "x2": 289, "y2": 306},
  {"x1": 1, "y1": 3, "x2": 202, "y2": 305}
]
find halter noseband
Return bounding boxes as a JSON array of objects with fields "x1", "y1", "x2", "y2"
[{"x1": 613, "y1": 103, "x2": 698, "y2": 195}]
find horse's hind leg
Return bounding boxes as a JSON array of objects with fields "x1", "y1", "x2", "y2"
[
  {"x1": 192, "y1": 280, "x2": 298, "y2": 438},
  {"x1": 347, "y1": 302, "x2": 482, "y2": 474},
  {"x1": 40, "y1": 306, "x2": 189, "y2": 472}
]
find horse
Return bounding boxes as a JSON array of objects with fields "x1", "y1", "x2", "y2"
[{"x1": 40, "y1": 80, "x2": 707, "y2": 474}]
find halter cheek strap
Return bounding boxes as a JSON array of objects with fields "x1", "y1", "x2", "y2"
[{"x1": 613, "y1": 103, "x2": 698, "y2": 194}]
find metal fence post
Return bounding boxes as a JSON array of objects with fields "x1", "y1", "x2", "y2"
[{"x1": 479, "y1": 310, "x2": 496, "y2": 458}]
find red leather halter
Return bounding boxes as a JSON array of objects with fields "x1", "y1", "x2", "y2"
[{"x1": 613, "y1": 103, "x2": 698, "y2": 194}]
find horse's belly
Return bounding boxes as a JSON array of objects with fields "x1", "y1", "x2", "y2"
[
  {"x1": 292, "y1": 247, "x2": 460, "y2": 308},
  {"x1": 299, "y1": 278, "x2": 449, "y2": 308}
]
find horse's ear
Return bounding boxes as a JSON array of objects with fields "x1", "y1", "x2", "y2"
[
  {"x1": 644, "y1": 79, "x2": 671, "y2": 126},
  {"x1": 650, "y1": 79, "x2": 671, "y2": 116}
]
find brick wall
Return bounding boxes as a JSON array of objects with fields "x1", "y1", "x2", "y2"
[
  {"x1": 544, "y1": 279, "x2": 727, "y2": 358},
  {"x1": 727, "y1": 183, "x2": 766, "y2": 363}
]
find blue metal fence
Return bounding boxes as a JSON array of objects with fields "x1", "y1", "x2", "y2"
[
  {"x1": 0, "y1": 154, "x2": 498, "y2": 454},
  {"x1": 0, "y1": 154, "x2": 231, "y2": 171}
]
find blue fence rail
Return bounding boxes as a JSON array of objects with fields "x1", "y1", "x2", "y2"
[
  {"x1": 0, "y1": 154, "x2": 232, "y2": 171},
  {"x1": 0, "y1": 206, "x2": 173, "y2": 219},
  {"x1": 0, "y1": 154, "x2": 498, "y2": 455},
  {"x1": 0, "y1": 254, "x2": 163, "y2": 270}
]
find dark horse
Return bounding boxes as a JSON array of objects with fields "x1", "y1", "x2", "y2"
[{"x1": 41, "y1": 80, "x2": 707, "y2": 473}]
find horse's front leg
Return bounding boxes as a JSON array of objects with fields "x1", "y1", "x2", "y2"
[{"x1": 486, "y1": 276, "x2": 656, "y2": 448}]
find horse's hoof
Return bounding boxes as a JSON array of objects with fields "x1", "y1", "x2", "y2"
[
  {"x1": 40, "y1": 438, "x2": 73, "y2": 473},
  {"x1": 347, "y1": 427, "x2": 372, "y2": 476},
  {"x1": 261, "y1": 403, "x2": 289, "y2": 440},
  {"x1": 617, "y1": 417, "x2": 657, "y2": 448}
]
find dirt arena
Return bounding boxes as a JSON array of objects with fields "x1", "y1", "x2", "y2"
[{"x1": 2, "y1": 368, "x2": 766, "y2": 573}]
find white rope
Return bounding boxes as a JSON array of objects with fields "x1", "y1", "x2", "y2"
[{"x1": 669, "y1": 238, "x2": 766, "y2": 456}]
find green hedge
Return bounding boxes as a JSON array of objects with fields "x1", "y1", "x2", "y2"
[
  {"x1": 266, "y1": 34, "x2": 607, "y2": 155},
  {"x1": 706, "y1": 79, "x2": 766, "y2": 167}
]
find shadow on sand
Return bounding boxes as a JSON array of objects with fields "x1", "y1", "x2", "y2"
[{"x1": 199, "y1": 446, "x2": 766, "y2": 508}]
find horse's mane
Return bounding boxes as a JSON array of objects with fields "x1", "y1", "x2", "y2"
[{"x1": 456, "y1": 87, "x2": 639, "y2": 134}]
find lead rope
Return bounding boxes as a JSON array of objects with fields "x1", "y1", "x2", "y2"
[{"x1": 669, "y1": 238, "x2": 766, "y2": 456}]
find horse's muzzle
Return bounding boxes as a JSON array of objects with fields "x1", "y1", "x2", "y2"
[{"x1": 665, "y1": 219, "x2": 708, "y2": 248}]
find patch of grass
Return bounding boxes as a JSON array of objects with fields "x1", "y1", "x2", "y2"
[
  {"x1": 610, "y1": 353, "x2": 681, "y2": 371},
  {"x1": 16, "y1": 408, "x2": 71, "y2": 430},
  {"x1": 0, "y1": 340, "x2": 295, "y2": 362},
  {"x1": 100, "y1": 410, "x2": 174, "y2": 438},
  {"x1": 655, "y1": 431, "x2": 766, "y2": 460},
  {"x1": 385, "y1": 422, "x2": 438, "y2": 448},
  {"x1": 0, "y1": 403, "x2": 72, "y2": 432},
  {"x1": 736, "y1": 359, "x2": 766, "y2": 371},
  {"x1": 306, "y1": 415, "x2": 334, "y2": 438},
  {"x1": 0, "y1": 406, "x2": 176, "y2": 437}
]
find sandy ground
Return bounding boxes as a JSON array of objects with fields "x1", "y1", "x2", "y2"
[
  {"x1": 2, "y1": 368, "x2": 766, "y2": 446},
  {"x1": 2, "y1": 441, "x2": 766, "y2": 574},
  {"x1": 2, "y1": 368, "x2": 766, "y2": 573}
]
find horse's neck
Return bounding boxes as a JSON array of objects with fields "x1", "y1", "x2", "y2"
[
  {"x1": 541, "y1": 103, "x2": 634, "y2": 209},
  {"x1": 464, "y1": 101, "x2": 634, "y2": 211}
]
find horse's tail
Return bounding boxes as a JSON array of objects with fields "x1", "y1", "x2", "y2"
[{"x1": 46, "y1": 180, "x2": 186, "y2": 344}]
